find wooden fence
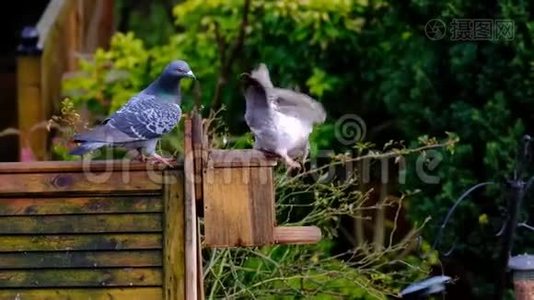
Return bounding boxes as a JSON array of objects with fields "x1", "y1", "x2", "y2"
[
  {"x1": 0, "y1": 114, "x2": 321, "y2": 299},
  {"x1": 0, "y1": 161, "x2": 191, "y2": 299},
  {"x1": 17, "y1": 0, "x2": 114, "y2": 161}
]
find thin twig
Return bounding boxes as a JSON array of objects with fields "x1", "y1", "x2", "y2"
[{"x1": 211, "y1": 0, "x2": 251, "y2": 109}]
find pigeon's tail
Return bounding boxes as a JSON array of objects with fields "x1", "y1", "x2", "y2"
[
  {"x1": 69, "y1": 142, "x2": 107, "y2": 156},
  {"x1": 251, "y1": 63, "x2": 274, "y2": 88}
]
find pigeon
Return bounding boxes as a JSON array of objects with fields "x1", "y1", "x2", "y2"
[
  {"x1": 69, "y1": 60, "x2": 195, "y2": 166},
  {"x1": 241, "y1": 63, "x2": 326, "y2": 169}
]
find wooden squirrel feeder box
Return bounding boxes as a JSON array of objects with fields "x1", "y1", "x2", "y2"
[{"x1": 188, "y1": 114, "x2": 322, "y2": 248}]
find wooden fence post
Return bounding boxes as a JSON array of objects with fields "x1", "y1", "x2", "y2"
[
  {"x1": 16, "y1": 26, "x2": 47, "y2": 161},
  {"x1": 163, "y1": 114, "x2": 203, "y2": 300},
  {"x1": 164, "y1": 170, "x2": 185, "y2": 300},
  {"x1": 184, "y1": 116, "x2": 202, "y2": 299}
]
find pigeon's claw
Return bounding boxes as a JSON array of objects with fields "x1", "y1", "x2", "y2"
[
  {"x1": 298, "y1": 160, "x2": 307, "y2": 172},
  {"x1": 261, "y1": 150, "x2": 280, "y2": 159},
  {"x1": 148, "y1": 153, "x2": 175, "y2": 167},
  {"x1": 134, "y1": 152, "x2": 147, "y2": 162},
  {"x1": 281, "y1": 154, "x2": 301, "y2": 170}
]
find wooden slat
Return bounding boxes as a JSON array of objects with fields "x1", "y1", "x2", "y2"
[
  {"x1": 0, "y1": 196, "x2": 162, "y2": 215},
  {"x1": 192, "y1": 114, "x2": 206, "y2": 299},
  {"x1": 38, "y1": 0, "x2": 73, "y2": 153},
  {"x1": 204, "y1": 168, "x2": 252, "y2": 247},
  {"x1": 0, "y1": 172, "x2": 162, "y2": 195},
  {"x1": 192, "y1": 113, "x2": 204, "y2": 202},
  {"x1": 163, "y1": 170, "x2": 185, "y2": 300},
  {"x1": 207, "y1": 150, "x2": 278, "y2": 168},
  {"x1": 250, "y1": 167, "x2": 275, "y2": 245},
  {"x1": 197, "y1": 219, "x2": 205, "y2": 299},
  {"x1": 16, "y1": 55, "x2": 47, "y2": 161},
  {"x1": 184, "y1": 118, "x2": 199, "y2": 300},
  {"x1": 36, "y1": 0, "x2": 71, "y2": 49},
  {"x1": 0, "y1": 251, "x2": 162, "y2": 269},
  {"x1": 0, "y1": 160, "x2": 180, "y2": 173},
  {"x1": 204, "y1": 166, "x2": 275, "y2": 247},
  {"x1": 0, "y1": 234, "x2": 162, "y2": 252},
  {"x1": 274, "y1": 226, "x2": 322, "y2": 245},
  {"x1": 0, "y1": 268, "x2": 162, "y2": 287},
  {"x1": 0, "y1": 214, "x2": 162, "y2": 234},
  {"x1": 0, "y1": 287, "x2": 162, "y2": 300}
]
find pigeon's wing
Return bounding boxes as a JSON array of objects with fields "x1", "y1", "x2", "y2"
[
  {"x1": 106, "y1": 95, "x2": 182, "y2": 140},
  {"x1": 271, "y1": 88, "x2": 326, "y2": 125},
  {"x1": 75, "y1": 95, "x2": 181, "y2": 144},
  {"x1": 72, "y1": 125, "x2": 139, "y2": 144},
  {"x1": 249, "y1": 63, "x2": 274, "y2": 89},
  {"x1": 243, "y1": 67, "x2": 272, "y2": 129},
  {"x1": 242, "y1": 64, "x2": 274, "y2": 108},
  {"x1": 246, "y1": 63, "x2": 326, "y2": 125}
]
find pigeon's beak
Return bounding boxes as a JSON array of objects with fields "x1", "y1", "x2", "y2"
[
  {"x1": 239, "y1": 72, "x2": 253, "y2": 83},
  {"x1": 185, "y1": 70, "x2": 196, "y2": 79}
]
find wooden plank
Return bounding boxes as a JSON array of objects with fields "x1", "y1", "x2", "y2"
[
  {"x1": 0, "y1": 287, "x2": 162, "y2": 300},
  {"x1": 274, "y1": 226, "x2": 322, "y2": 245},
  {"x1": 64, "y1": 0, "x2": 76, "y2": 71},
  {"x1": 97, "y1": 0, "x2": 115, "y2": 50},
  {"x1": 207, "y1": 150, "x2": 278, "y2": 168},
  {"x1": 0, "y1": 172, "x2": 162, "y2": 195},
  {"x1": 204, "y1": 167, "x2": 275, "y2": 247},
  {"x1": 163, "y1": 171, "x2": 185, "y2": 300},
  {"x1": 0, "y1": 214, "x2": 162, "y2": 234},
  {"x1": 16, "y1": 54, "x2": 47, "y2": 161},
  {"x1": 36, "y1": 0, "x2": 72, "y2": 49},
  {"x1": 184, "y1": 117, "x2": 199, "y2": 300},
  {"x1": 0, "y1": 196, "x2": 162, "y2": 215},
  {"x1": 0, "y1": 160, "x2": 180, "y2": 174},
  {"x1": 0, "y1": 268, "x2": 162, "y2": 287},
  {"x1": 0, "y1": 234, "x2": 162, "y2": 252},
  {"x1": 250, "y1": 167, "x2": 275, "y2": 245},
  {"x1": 40, "y1": 0, "x2": 71, "y2": 131},
  {"x1": 192, "y1": 113, "x2": 203, "y2": 202},
  {"x1": 197, "y1": 219, "x2": 205, "y2": 300},
  {"x1": 204, "y1": 168, "x2": 254, "y2": 247},
  {"x1": 0, "y1": 250, "x2": 161, "y2": 269}
]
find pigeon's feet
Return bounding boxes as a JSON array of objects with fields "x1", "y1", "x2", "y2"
[
  {"x1": 260, "y1": 150, "x2": 280, "y2": 159},
  {"x1": 281, "y1": 154, "x2": 301, "y2": 171},
  {"x1": 298, "y1": 160, "x2": 307, "y2": 173},
  {"x1": 148, "y1": 153, "x2": 175, "y2": 167},
  {"x1": 133, "y1": 152, "x2": 147, "y2": 162}
]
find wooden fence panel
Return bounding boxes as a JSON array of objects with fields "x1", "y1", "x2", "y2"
[{"x1": 0, "y1": 161, "x2": 184, "y2": 299}]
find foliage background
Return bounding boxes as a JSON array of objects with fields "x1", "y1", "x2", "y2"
[{"x1": 57, "y1": 0, "x2": 534, "y2": 299}]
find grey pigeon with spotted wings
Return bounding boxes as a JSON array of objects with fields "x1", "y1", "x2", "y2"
[
  {"x1": 70, "y1": 60, "x2": 195, "y2": 165},
  {"x1": 242, "y1": 63, "x2": 326, "y2": 169}
]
